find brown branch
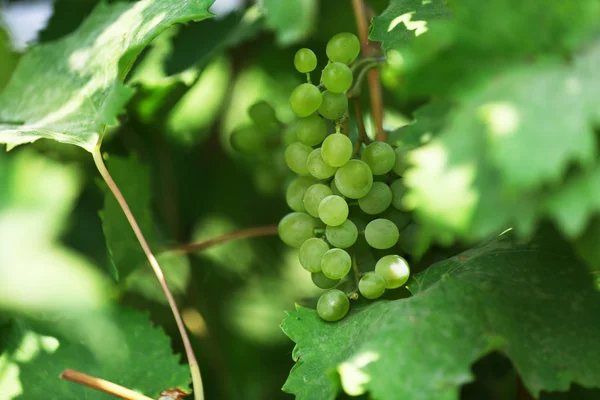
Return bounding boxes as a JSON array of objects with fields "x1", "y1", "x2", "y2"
[
  {"x1": 60, "y1": 369, "x2": 153, "y2": 400},
  {"x1": 351, "y1": 0, "x2": 386, "y2": 142},
  {"x1": 171, "y1": 225, "x2": 279, "y2": 254}
]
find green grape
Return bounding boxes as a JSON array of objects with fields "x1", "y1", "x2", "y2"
[
  {"x1": 358, "y1": 272, "x2": 386, "y2": 299},
  {"x1": 286, "y1": 176, "x2": 318, "y2": 212},
  {"x1": 294, "y1": 48, "x2": 317, "y2": 73},
  {"x1": 278, "y1": 212, "x2": 318, "y2": 248},
  {"x1": 307, "y1": 148, "x2": 338, "y2": 179},
  {"x1": 321, "y1": 133, "x2": 352, "y2": 167},
  {"x1": 326, "y1": 32, "x2": 361, "y2": 65},
  {"x1": 317, "y1": 289, "x2": 350, "y2": 321},
  {"x1": 322, "y1": 62, "x2": 353, "y2": 93},
  {"x1": 398, "y1": 223, "x2": 421, "y2": 256},
  {"x1": 361, "y1": 142, "x2": 396, "y2": 175},
  {"x1": 299, "y1": 238, "x2": 329, "y2": 272},
  {"x1": 365, "y1": 218, "x2": 399, "y2": 249},
  {"x1": 319, "y1": 90, "x2": 348, "y2": 120},
  {"x1": 375, "y1": 255, "x2": 410, "y2": 289},
  {"x1": 290, "y1": 83, "x2": 322, "y2": 117},
  {"x1": 390, "y1": 179, "x2": 407, "y2": 211},
  {"x1": 335, "y1": 160, "x2": 373, "y2": 199},
  {"x1": 380, "y1": 208, "x2": 411, "y2": 232},
  {"x1": 303, "y1": 184, "x2": 333, "y2": 218},
  {"x1": 358, "y1": 182, "x2": 392, "y2": 215},
  {"x1": 325, "y1": 219, "x2": 358, "y2": 248},
  {"x1": 321, "y1": 248, "x2": 351, "y2": 279},
  {"x1": 296, "y1": 115, "x2": 327, "y2": 146},
  {"x1": 330, "y1": 179, "x2": 344, "y2": 197},
  {"x1": 253, "y1": 166, "x2": 280, "y2": 196},
  {"x1": 311, "y1": 271, "x2": 340, "y2": 289},
  {"x1": 248, "y1": 101, "x2": 278, "y2": 130},
  {"x1": 318, "y1": 195, "x2": 349, "y2": 226},
  {"x1": 230, "y1": 125, "x2": 265, "y2": 154},
  {"x1": 284, "y1": 142, "x2": 312, "y2": 175},
  {"x1": 393, "y1": 146, "x2": 409, "y2": 175}
]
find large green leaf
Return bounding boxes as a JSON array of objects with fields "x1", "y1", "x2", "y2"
[
  {"x1": 260, "y1": 0, "x2": 318, "y2": 46},
  {"x1": 0, "y1": 0, "x2": 213, "y2": 152},
  {"x1": 282, "y1": 231, "x2": 600, "y2": 399}
]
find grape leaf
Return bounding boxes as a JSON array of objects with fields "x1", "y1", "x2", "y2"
[
  {"x1": 0, "y1": 0, "x2": 214, "y2": 152},
  {"x1": 2, "y1": 308, "x2": 189, "y2": 399},
  {"x1": 282, "y1": 231, "x2": 600, "y2": 400},
  {"x1": 260, "y1": 0, "x2": 317, "y2": 46},
  {"x1": 387, "y1": 101, "x2": 452, "y2": 148}
]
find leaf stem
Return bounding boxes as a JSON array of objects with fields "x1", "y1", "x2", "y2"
[
  {"x1": 60, "y1": 369, "x2": 154, "y2": 400},
  {"x1": 351, "y1": 0, "x2": 386, "y2": 142},
  {"x1": 170, "y1": 225, "x2": 279, "y2": 254},
  {"x1": 92, "y1": 146, "x2": 203, "y2": 400},
  {"x1": 353, "y1": 98, "x2": 372, "y2": 154}
]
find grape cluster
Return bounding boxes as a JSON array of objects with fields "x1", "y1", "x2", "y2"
[{"x1": 278, "y1": 33, "x2": 411, "y2": 322}]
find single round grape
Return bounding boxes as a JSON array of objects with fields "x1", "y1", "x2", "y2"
[
  {"x1": 299, "y1": 238, "x2": 329, "y2": 272},
  {"x1": 319, "y1": 90, "x2": 348, "y2": 120},
  {"x1": 286, "y1": 176, "x2": 318, "y2": 212},
  {"x1": 358, "y1": 182, "x2": 393, "y2": 215},
  {"x1": 230, "y1": 125, "x2": 265, "y2": 154},
  {"x1": 248, "y1": 101, "x2": 278, "y2": 129},
  {"x1": 398, "y1": 223, "x2": 420, "y2": 256},
  {"x1": 321, "y1": 133, "x2": 353, "y2": 167},
  {"x1": 284, "y1": 142, "x2": 312, "y2": 175},
  {"x1": 365, "y1": 218, "x2": 399, "y2": 249},
  {"x1": 318, "y1": 195, "x2": 349, "y2": 226},
  {"x1": 307, "y1": 148, "x2": 338, "y2": 179},
  {"x1": 321, "y1": 248, "x2": 352, "y2": 279},
  {"x1": 390, "y1": 179, "x2": 407, "y2": 211},
  {"x1": 361, "y1": 142, "x2": 396, "y2": 175},
  {"x1": 278, "y1": 212, "x2": 318, "y2": 248},
  {"x1": 322, "y1": 62, "x2": 353, "y2": 93},
  {"x1": 290, "y1": 83, "x2": 322, "y2": 117},
  {"x1": 375, "y1": 255, "x2": 410, "y2": 289},
  {"x1": 358, "y1": 272, "x2": 386, "y2": 299},
  {"x1": 311, "y1": 271, "x2": 340, "y2": 289},
  {"x1": 330, "y1": 179, "x2": 344, "y2": 197},
  {"x1": 326, "y1": 32, "x2": 361, "y2": 65},
  {"x1": 317, "y1": 289, "x2": 350, "y2": 321},
  {"x1": 303, "y1": 184, "x2": 333, "y2": 218},
  {"x1": 296, "y1": 115, "x2": 327, "y2": 146},
  {"x1": 393, "y1": 146, "x2": 409, "y2": 175},
  {"x1": 335, "y1": 160, "x2": 373, "y2": 199},
  {"x1": 294, "y1": 48, "x2": 317, "y2": 73},
  {"x1": 325, "y1": 219, "x2": 358, "y2": 248}
]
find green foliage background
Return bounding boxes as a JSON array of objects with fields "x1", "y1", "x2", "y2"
[{"x1": 2, "y1": 0, "x2": 600, "y2": 399}]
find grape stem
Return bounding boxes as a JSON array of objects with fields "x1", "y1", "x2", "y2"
[
  {"x1": 351, "y1": 255, "x2": 361, "y2": 287},
  {"x1": 347, "y1": 61, "x2": 381, "y2": 98},
  {"x1": 351, "y1": 0, "x2": 386, "y2": 142},
  {"x1": 352, "y1": 98, "x2": 373, "y2": 154},
  {"x1": 92, "y1": 145, "x2": 204, "y2": 400},
  {"x1": 169, "y1": 225, "x2": 279, "y2": 254},
  {"x1": 60, "y1": 369, "x2": 154, "y2": 400}
]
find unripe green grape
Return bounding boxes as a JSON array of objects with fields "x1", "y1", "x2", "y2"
[
  {"x1": 307, "y1": 148, "x2": 337, "y2": 179},
  {"x1": 390, "y1": 179, "x2": 407, "y2": 211},
  {"x1": 311, "y1": 271, "x2": 340, "y2": 289},
  {"x1": 230, "y1": 125, "x2": 265, "y2": 154},
  {"x1": 294, "y1": 48, "x2": 317, "y2": 73},
  {"x1": 248, "y1": 101, "x2": 278, "y2": 130},
  {"x1": 296, "y1": 115, "x2": 327, "y2": 146},
  {"x1": 321, "y1": 133, "x2": 352, "y2": 167},
  {"x1": 284, "y1": 142, "x2": 312, "y2": 175},
  {"x1": 321, "y1": 248, "x2": 351, "y2": 279},
  {"x1": 326, "y1": 32, "x2": 360, "y2": 65},
  {"x1": 317, "y1": 289, "x2": 349, "y2": 321},
  {"x1": 326, "y1": 219, "x2": 358, "y2": 248},
  {"x1": 361, "y1": 142, "x2": 396, "y2": 175},
  {"x1": 335, "y1": 160, "x2": 373, "y2": 199},
  {"x1": 290, "y1": 83, "x2": 322, "y2": 117},
  {"x1": 358, "y1": 272, "x2": 386, "y2": 299},
  {"x1": 330, "y1": 179, "x2": 344, "y2": 197},
  {"x1": 318, "y1": 195, "x2": 349, "y2": 226},
  {"x1": 322, "y1": 62, "x2": 353, "y2": 93},
  {"x1": 365, "y1": 218, "x2": 399, "y2": 249},
  {"x1": 319, "y1": 90, "x2": 348, "y2": 120},
  {"x1": 398, "y1": 223, "x2": 421, "y2": 256},
  {"x1": 304, "y1": 184, "x2": 333, "y2": 218},
  {"x1": 278, "y1": 212, "x2": 318, "y2": 248},
  {"x1": 286, "y1": 176, "x2": 318, "y2": 212},
  {"x1": 393, "y1": 146, "x2": 409, "y2": 175},
  {"x1": 358, "y1": 182, "x2": 393, "y2": 215},
  {"x1": 299, "y1": 238, "x2": 329, "y2": 272},
  {"x1": 375, "y1": 255, "x2": 410, "y2": 289}
]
